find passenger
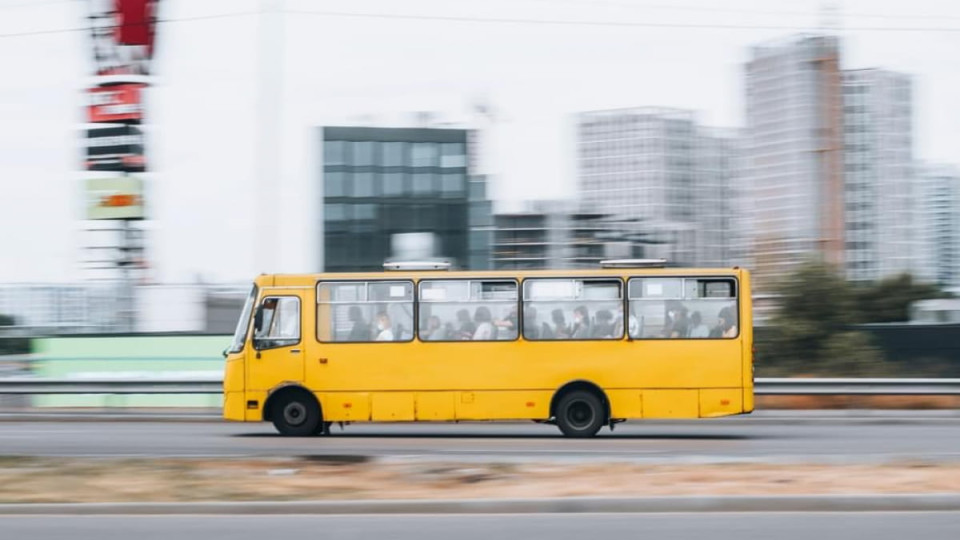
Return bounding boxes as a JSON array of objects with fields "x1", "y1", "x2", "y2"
[
  {"x1": 455, "y1": 308, "x2": 476, "y2": 340},
  {"x1": 671, "y1": 306, "x2": 690, "y2": 338},
  {"x1": 591, "y1": 309, "x2": 616, "y2": 339},
  {"x1": 551, "y1": 309, "x2": 570, "y2": 339},
  {"x1": 688, "y1": 311, "x2": 710, "y2": 338},
  {"x1": 523, "y1": 306, "x2": 541, "y2": 340},
  {"x1": 628, "y1": 309, "x2": 642, "y2": 338},
  {"x1": 709, "y1": 307, "x2": 737, "y2": 338},
  {"x1": 442, "y1": 321, "x2": 457, "y2": 340},
  {"x1": 663, "y1": 302, "x2": 689, "y2": 338},
  {"x1": 660, "y1": 303, "x2": 675, "y2": 338},
  {"x1": 347, "y1": 306, "x2": 371, "y2": 341},
  {"x1": 421, "y1": 315, "x2": 446, "y2": 341},
  {"x1": 473, "y1": 306, "x2": 496, "y2": 340},
  {"x1": 570, "y1": 306, "x2": 591, "y2": 339},
  {"x1": 374, "y1": 311, "x2": 394, "y2": 341},
  {"x1": 708, "y1": 313, "x2": 723, "y2": 338},
  {"x1": 255, "y1": 298, "x2": 278, "y2": 338},
  {"x1": 494, "y1": 305, "x2": 518, "y2": 340},
  {"x1": 720, "y1": 306, "x2": 738, "y2": 338}
]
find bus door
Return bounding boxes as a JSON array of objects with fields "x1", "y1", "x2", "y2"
[{"x1": 247, "y1": 293, "x2": 306, "y2": 392}]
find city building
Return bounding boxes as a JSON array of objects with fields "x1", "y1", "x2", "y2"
[
  {"x1": 576, "y1": 107, "x2": 740, "y2": 268},
  {"x1": 843, "y1": 69, "x2": 917, "y2": 282},
  {"x1": 467, "y1": 174, "x2": 494, "y2": 271},
  {"x1": 0, "y1": 283, "x2": 247, "y2": 335},
  {"x1": 744, "y1": 34, "x2": 845, "y2": 288},
  {"x1": 491, "y1": 201, "x2": 654, "y2": 270},
  {"x1": 698, "y1": 127, "x2": 746, "y2": 268},
  {"x1": 319, "y1": 126, "x2": 490, "y2": 272},
  {"x1": 917, "y1": 164, "x2": 960, "y2": 288}
]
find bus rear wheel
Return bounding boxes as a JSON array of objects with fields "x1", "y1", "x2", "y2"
[
  {"x1": 555, "y1": 390, "x2": 605, "y2": 438},
  {"x1": 271, "y1": 390, "x2": 321, "y2": 436}
]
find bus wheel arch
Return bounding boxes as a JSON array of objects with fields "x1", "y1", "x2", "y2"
[
  {"x1": 263, "y1": 385, "x2": 322, "y2": 436},
  {"x1": 550, "y1": 380, "x2": 609, "y2": 438}
]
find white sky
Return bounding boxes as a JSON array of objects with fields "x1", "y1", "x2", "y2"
[{"x1": 0, "y1": 0, "x2": 958, "y2": 283}]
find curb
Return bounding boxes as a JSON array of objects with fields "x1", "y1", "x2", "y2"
[{"x1": 2, "y1": 495, "x2": 960, "y2": 515}]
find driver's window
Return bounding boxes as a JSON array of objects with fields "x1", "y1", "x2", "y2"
[{"x1": 255, "y1": 296, "x2": 301, "y2": 348}]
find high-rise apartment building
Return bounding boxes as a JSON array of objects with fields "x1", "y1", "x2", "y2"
[
  {"x1": 744, "y1": 34, "x2": 845, "y2": 287},
  {"x1": 698, "y1": 127, "x2": 745, "y2": 268},
  {"x1": 917, "y1": 164, "x2": 960, "y2": 288},
  {"x1": 319, "y1": 126, "x2": 490, "y2": 272},
  {"x1": 576, "y1": 107, "x2": 739, "y2": 267},
  {"x1": 843, "y1": 69, "x2": 917, "y2": 282}
]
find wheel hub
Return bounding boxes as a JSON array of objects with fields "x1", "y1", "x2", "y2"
[
  {"x1": 283, "y1": 402, "x2": 307, "y2": 426},
  {"x1": 567, "y1": 401, "x2": 595, "y2": 429}
]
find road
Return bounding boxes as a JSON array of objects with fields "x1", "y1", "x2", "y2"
[
  {"x1": 2, "y1": 513, "x2": 959, "y2": 539},
  {"x1": 2, "y1": 412, "x2": 960, "y2": 462}
]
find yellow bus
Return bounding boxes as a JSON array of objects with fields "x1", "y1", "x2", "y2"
[{"x1": 222, "y1": 261, "x2": 753, "y2": 437}]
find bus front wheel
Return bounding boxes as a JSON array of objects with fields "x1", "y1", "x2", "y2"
[
  {"x1": 271, "y1": 390, "x2": 322, "y2": 436},
  {"x1": 555, "y1": 390, "x2": 605, "y2": 438}
]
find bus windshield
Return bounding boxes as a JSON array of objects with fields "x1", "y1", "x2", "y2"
[{"x1": 227, "y1": 285, "x2": 257, "y2": 354}]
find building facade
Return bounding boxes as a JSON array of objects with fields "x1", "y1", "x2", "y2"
[
  {"x1": 576, "y1": 107, "x2": 739, "y2": 267},
  {"x1": 918, "y1": 164, "x2": 960, "y2": 288},
  {"x1": 842, "y1": 69, "x2": 917, "y2": 282},
  {"x1": 491, "y1": 201, "x2": 653, "y2": 270},
  {"x1": 698, "y1": 127, "x2": 745, "y2": 268},
  {"x1": 319, "y1": 126, "x2": 489, "y2": 272},
  {"x1": 744, "y1": 34, "x2": 845, "y2": 288}
]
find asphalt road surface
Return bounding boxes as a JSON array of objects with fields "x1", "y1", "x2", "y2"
[
  {"x1": 2, "y1": 513, "x2": 959, "y2": 540},
  {"x1": 2, "y1": 412, "x2": 960, "y2": 463}
]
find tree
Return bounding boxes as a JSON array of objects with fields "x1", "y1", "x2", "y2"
[
  {"x1": 819, "y1": 331, "x2": 888, "y2": 377},
  {"x1": 853, "y1": 273, "x2": 944, "y2": 324},
  {"x1": 758, "y1": 261, "x2": 889, "y2": 376}
]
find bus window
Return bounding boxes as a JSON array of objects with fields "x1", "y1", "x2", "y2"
[
  {"x1": 628, "y1": 277, "x2": 737, "y2": 339},
  {"x1": 253, "y1": 296, "x2": 300, "y2": 349},
  {"x1": 317, "y1": 281, "x2": 414, "y2": 342},
  {"x1": 418, "y1": 279, "x2": 518, "y2": 341},
  {"x1": 522, "y1": 278, "x2": 623, "y2": 340}
]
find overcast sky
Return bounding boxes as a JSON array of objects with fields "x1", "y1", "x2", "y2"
[{"x1": 0, "y1": 0, "x2": 958, "y2": 283}]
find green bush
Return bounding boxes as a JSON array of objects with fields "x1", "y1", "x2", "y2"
[{"x1": 756, "y1": 262, "x2": 945, "y2": 377}]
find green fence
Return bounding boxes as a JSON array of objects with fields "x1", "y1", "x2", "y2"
[{"x1": 32, "y1": 335, "x2": 230, "y2": 408}]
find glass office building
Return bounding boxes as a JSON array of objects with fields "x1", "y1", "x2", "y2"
[{"x1": 320, "y1": 126, "x2": 489, "y2": 272}]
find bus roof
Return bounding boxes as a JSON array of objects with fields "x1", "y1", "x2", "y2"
[{"x1": 255, "y1": 267, "x2": 746, "y2": 288}]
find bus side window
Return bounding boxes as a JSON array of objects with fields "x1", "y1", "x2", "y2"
[
  {"x1": 627, "y1": 277, "x2": 737, "y2": 339},
  {"x1": 522, "y1": 279, "x2": 623, "y2": 341},
  {"x1": 418, "y1": 279, "x2": 518, "y2": 342},
  {"x1": 254, "y1": 296, "x2": 300, "y2": 349},
  {"x1": 317, "y1": 281, "x2": 414, "y2": 342}
]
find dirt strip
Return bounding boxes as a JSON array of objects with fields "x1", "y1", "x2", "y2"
[
  {"x1": 0, "y1": 456, "x2": 958, "y2": 503},
  {"x1": 758, "y1": 395, "x2": 960, "y2": 409}
]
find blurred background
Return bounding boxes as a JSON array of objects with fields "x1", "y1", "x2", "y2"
[{"x1": 0, "y1": 0, "x2": 959, "y2": 387}]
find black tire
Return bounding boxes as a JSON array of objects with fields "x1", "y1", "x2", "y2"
[
  {"x1": 271, "y1": 390, "x2": 321, "y2": 436},
  {"x1": 555, "y1": 390, "x2": 605, "y2": 438}
]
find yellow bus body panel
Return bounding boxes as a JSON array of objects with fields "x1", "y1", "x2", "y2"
[{"x1": 225, "y1": 268, "x2": 754, "y2": 423}]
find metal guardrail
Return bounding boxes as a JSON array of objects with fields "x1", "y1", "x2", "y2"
[
  {"x1": 0, "y1": 377, "x2": 221, "y2": 395},
  {"x1": 755, "y1": 378, "x2": 960, "y2": 396},
  {"x1": 0, "y1": 377, "x2": 959, "y2": 395}
]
